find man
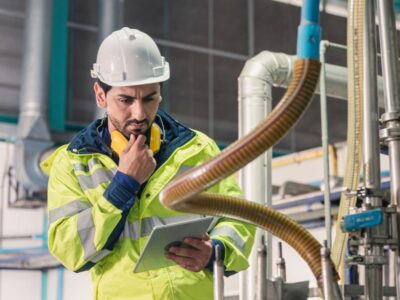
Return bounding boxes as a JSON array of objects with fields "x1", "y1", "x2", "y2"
[{"x1": 42, "y1": 27, "x2": 255, "y2": 299}]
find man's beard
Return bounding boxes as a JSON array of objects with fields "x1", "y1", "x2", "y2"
[{"x1": 109, "y1": 115, "x2": 150, "y2": 138}]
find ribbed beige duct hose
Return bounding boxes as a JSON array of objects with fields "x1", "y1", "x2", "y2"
[
  {"x1": 331, "y1": 0, "x2": 364, "y2": 281},
  {"x1": 160, "y1": 59, "x2": 334, "y2": 288}
]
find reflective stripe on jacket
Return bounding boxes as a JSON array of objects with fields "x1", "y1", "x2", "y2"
[{"x1": 43, "y1": 123, "x2": 255, "y2": 300}]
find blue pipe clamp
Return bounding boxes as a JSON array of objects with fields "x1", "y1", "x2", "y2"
[{"x1": 342, "y1": 209, "x2": 383, "y2": 232}]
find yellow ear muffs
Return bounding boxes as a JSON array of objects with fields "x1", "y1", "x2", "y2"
[
  {"x1": 110, "y1": 123, "x2": 161, "y2": 157},
  {"x1": 149, "y1": 123, "x2": 161, "y2": 155},
  {"x1": 110, "y1": 131, "x2": 128, "y2": 157}
]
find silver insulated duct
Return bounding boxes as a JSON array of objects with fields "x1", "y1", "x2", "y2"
[{"x1": 15, "y1": 0, "x2": 53, "y2": 190}]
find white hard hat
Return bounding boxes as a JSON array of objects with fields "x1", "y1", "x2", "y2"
[{"x1": 91, "y1": 27, "x2": 170, "y2": 86}]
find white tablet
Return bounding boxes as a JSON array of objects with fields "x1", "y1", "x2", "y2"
[{"x1": 133, "y1": 217, "x2": 215, "y2": 273}]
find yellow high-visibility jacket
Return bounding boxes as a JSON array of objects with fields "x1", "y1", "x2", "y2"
[{"x1": 42, "y1": 110, "x2": 255, "y2": 300}]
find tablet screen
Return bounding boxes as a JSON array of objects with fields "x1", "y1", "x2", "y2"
[{"x1": 133, "y1": 217, "x2": 215, "y2": 273}]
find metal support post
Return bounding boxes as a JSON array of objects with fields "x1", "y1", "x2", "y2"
[
  {"x1": 362, "y1": 1, "x2": 383, "y2": 299},
  {"x1": 276, "y1": 242, "x2": 286, "y2": 282},
  {"x1": 377, "y1": 0, "x2": 400, "y2": 298},
  {"x1": 319, "y1": 40, "x2": 333, "y2": 249},
  {"x1": 321, "y1": 241, "x2": 343, "y2": 300},
  {"x1": 214, "y1": 244, "x2": 224, "y2": 300},
  {"x1": 256, "y1": 235, "x2": 267, "y2": 300}
]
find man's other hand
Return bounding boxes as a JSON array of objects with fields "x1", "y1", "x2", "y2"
[{"x1": 164, "y1": 234, "x2": 213, "y2": 272}]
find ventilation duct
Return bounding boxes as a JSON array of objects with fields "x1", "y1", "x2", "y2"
[{"x1": 14, "y1": 0, "x2": 53, "y2": 197}]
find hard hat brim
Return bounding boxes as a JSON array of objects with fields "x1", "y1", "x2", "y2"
[{"x1": 92, "y1": 63, "x2": 170, "y2": 87}]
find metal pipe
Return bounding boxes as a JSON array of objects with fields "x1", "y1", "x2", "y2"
[
  {"x1": 98, "y1": 0, "x2": 121, "y2": 40},
  {"x1": 388, "y1": 248, "x2": 397, "y2": 294},
  {"x1": 383, "y1": 249, "x2": 390, "y2": 300},
  {"x1": 319, "y1": 40, "x2": 333, "y2": 249},
  {"x1": 94, "y1": 0, "x2": 122, "y2": 120},
  {"x1": 362, "y1": 1, "x2": 381, "y2": 200},
  {"x1": 14, "y1": 0, "x2": 54, "y2": 190},
  {"x1": 238, "y1": 51, "x2": 290, "y2": 299},
  {"x1": 256, "y1": 235, "x2": 267, "y2": 300},
  {"x1": 321, "y1": 241, "x2": 342, "y2": 300},
  {"x1": 247, "y1": 0, "x2": 255, "y2": 57},
  {"x1": 321, "y1": 243, "x2": 333, "y2": 300},
  {"x1": 239, "y1": 0, "x2": 258, "y2": 292},
  {"x1": 377, "y1": 0, "x2": 400, "y2": 298},
  {"x1": 17, "y1": 0, "x2": 52, "y2": 140},
  {"x1": 377, "y1": 0, "x2": 400, "y2": 113},
  {"x1": 213, "y1": 244, "x2": 224, "y2": 300},
  {"x1": 277, "y1": 54, "x2": 386, "y2": 108},
  {"x1": 362, "y1": 1, "x2": 383, "y2": 299},
  {"x1": 276, "y1": 241, "x2": 286, "y2": 281},
  {"x1": 386, "y1": 143, "x2": 400, "y2": 299},
  {"x1": 265, "y1": 94, "x2": 273, "y2": 283},
  {"x1": 260, "y1": 0, "x2": 273, "y2": 285}
]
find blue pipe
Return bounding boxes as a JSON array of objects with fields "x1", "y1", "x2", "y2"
[
  {"x1": 41, "y1": 271, "x2": 48, "y2": 300},
  {"x1": 41, "y1": 211, "x2": 49, "y2": 300},
  {"x1": 57, "y1": 267, "x2": 64, "y2": 300},
  {"x1": 297, "y1": 0, "x2": 321, "y2": 59},
  {"x1": 49, "y1": 0, "x2": 69, "y2": 132}
]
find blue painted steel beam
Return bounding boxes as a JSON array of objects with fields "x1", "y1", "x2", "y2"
[
  {"x1": 395, "y1": 0, "x2": 400, "y2": 11},
  {"x1": 48, "y1": 0, "x2": 69, "y2": 131},
  {"x1": 0, "y1": 114, "x2": 18, "y2": 124}
]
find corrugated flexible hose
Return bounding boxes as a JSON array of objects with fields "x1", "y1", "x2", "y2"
[
  {"x1": 160, "y1": 59, "x2": 330, "y2": 288},
  {"x1": 331, "y1": 0, "x2": 364, "y2": 281}
]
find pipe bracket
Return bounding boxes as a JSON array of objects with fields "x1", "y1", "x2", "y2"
[{"x1": 346, "y1": 254, "x2": 387, "y2": 266}]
